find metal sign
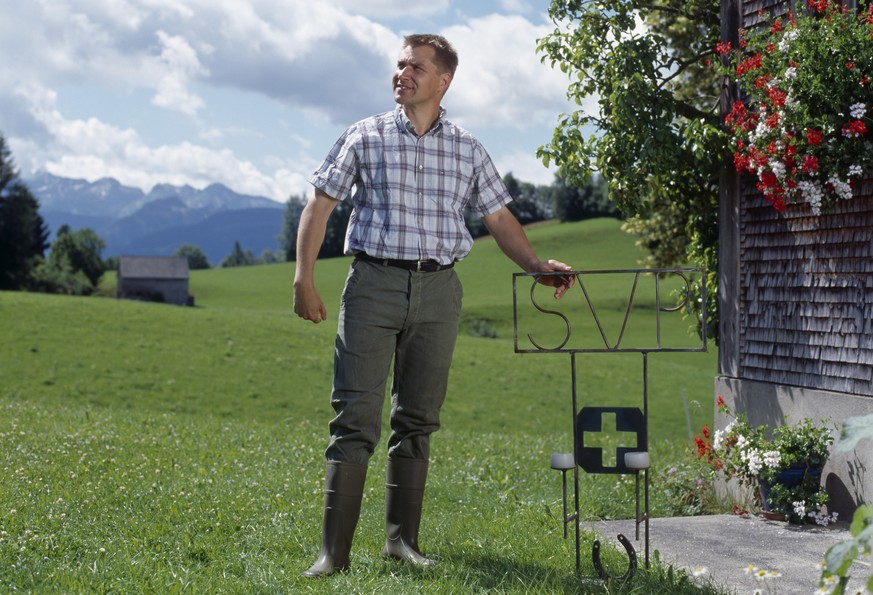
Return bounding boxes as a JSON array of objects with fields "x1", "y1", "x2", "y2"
[{"x1": 512, "y1": 268, "x2": 707, "y2": 579}]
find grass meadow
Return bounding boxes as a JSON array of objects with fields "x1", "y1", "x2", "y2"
[{"x1": 0, "y1": 218, "x2": 726, "y2": 593}]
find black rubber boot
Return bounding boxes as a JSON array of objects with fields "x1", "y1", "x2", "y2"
[
  {"x1": 381, "y1": 458, "x2": 436, "y2": 565},
  {"x1": 303, "y1": 461, "x2": 368, "y2": 578}
]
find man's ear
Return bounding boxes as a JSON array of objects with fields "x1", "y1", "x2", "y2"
[{"x1": 440, "y1": 72, "x2": 453, "y2": 95}]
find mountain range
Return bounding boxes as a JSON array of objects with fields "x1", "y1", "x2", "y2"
[{"x1": 26, "y1": 172, "x2": 288, "y2": 265}]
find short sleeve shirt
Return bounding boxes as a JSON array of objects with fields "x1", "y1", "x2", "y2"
[{"x1": 309, "y1": 106, "x2": 512, "y2": 265}]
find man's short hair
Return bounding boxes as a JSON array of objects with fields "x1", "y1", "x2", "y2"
[{"x1": 403, "y1": 34, "x2": 458, "y2": 76}]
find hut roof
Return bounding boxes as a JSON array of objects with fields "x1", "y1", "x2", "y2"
[{"x1": 118, "y1": 256, "x2": 189, "y2": 280}]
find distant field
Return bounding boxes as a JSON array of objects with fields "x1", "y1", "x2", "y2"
[{"x1": 0, "y1": 218, "x2": 723, "y2": 593}]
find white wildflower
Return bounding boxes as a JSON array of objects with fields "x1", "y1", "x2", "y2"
[
  {"x1": 741, "y1": 448, "x2": 763, "y2": 476},
  {"x1": 769, "y1": 160, "x2": 787, "y2": 180},
  {"x1": 828, "y1": 176, "x2": 853, "y2": 201},
  {"x1": 762, "y1": 450, "x2": 781, "y2": 468},
  {"x1": 798, "y1": 180, "x2": 823, "y2": 215},
  {"x1": 813, "y1": 509, "x2": 840, "y2": 526},
  {"x1": 778, "y1": 29, "x2": 799, "y2": 52},
  {"x1": 848, "y1": 165, "x2": 863, "y2": 177},
  {"x1": 850, "y1": 103, "x2": 866, "y2": 118},
  {"x1": 793, "y1": 500, "x2": 807, "y2": 517}
]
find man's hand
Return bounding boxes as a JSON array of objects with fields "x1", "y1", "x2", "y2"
[
  {"x1": 533, "y1": 259, "x2": 575, "y2": 299},
  {"x1": 293, "y1": 282, "x2": 328, "y2": 323},
  {"x1": 292, "y1": 189, "x2": 338, "y2": 324}
]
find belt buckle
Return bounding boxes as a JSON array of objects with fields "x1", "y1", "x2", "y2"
[{"x1": 416, "y1": 260, "x2": 424, "y2": 272}]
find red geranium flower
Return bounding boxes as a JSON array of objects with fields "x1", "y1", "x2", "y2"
[
  {"x1": 714, "y1": 41, "x2": 732, "y2": 55},
  {"x1": 842, "y1": 120, "x2": 867, "y2": 137},
  {"x1": 736, "y1": 53, "x2": 763, "y2": 76},
  {"x1": 806, "y1": 128, "x2": 823, "y2": 145},
  {"x1": 766, "y1": 87, "x2": 787, "y2": 107},
  {"x1": 801, "y1": 155, "x2": 819, "y2": 172}
]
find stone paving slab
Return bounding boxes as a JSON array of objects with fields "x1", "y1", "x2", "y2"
[{"x1": 586, "y1": 514, "x2": 867, "y2": 594}]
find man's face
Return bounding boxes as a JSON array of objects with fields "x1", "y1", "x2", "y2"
[{"x1": 392, "y1": 44, "x2": 451, "y2": 110}]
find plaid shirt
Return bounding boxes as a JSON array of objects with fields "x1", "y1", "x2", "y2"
[{"x1": 309, "y1": 106, "x2": 512, "y2": 265}]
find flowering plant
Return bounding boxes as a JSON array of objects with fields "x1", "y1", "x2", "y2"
[
  {"x1": 694, "y1": 396, "x2": 836, "y2": 524},
  {"x1": 719, "y1": 0, "x2": 873, "y2": 213}
]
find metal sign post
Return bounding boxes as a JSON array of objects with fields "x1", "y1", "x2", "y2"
[{"x1": 512, "y1": 268, "x2": 707, "y2": 579}]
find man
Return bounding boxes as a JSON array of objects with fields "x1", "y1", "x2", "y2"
[{"x1": 294, "y1": 34, "x2": 574, "y2": 578}]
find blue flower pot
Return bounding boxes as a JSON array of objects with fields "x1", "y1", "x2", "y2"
[{"x1": 758, "y1": 464, "x2": 823, "y2": 512}]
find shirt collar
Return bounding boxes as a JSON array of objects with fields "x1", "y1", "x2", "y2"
[{"x1": 394, "y1": 105, "x2": 446, "y2": 136}]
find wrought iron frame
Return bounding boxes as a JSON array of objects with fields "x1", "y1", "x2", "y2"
[{"x1": 512, "y1": 267, "x2": 707, "y2": 578}]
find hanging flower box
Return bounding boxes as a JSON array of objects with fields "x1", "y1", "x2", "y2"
[{"x1": 720, "y1": 1, "x2": 873, "y2": 214}]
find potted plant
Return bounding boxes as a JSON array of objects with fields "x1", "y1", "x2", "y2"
[
  {"x1": 694, "y1": 396, "x2": 837, "y2": 524},
  {"x1": 718, "y1": 0, "x2": 873, "y2": 213}
]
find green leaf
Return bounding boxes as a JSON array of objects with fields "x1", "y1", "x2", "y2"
[
  {"x1": 850, "y1": 504, "x2": 873, "y2": 538},
  {"x1": 825, "y1": 540, "x2": 859, "y2": 577}
]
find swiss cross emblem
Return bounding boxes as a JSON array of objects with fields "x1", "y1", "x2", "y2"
[{"x1": 575, "y1": 407, "x2": 647, "y2": 474}]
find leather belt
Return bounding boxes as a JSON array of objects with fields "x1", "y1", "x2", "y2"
[{"x1": 355, "y1": 252, "x2": 454, "y2": 273}]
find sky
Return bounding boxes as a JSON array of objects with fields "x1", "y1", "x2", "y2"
[{"x1": 0, "y1": 0, "x2": 588, "y2": 203}]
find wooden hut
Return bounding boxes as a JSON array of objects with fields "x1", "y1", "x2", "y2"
[
  {"x1": 718, "y1": 0, "x2": 873, "y2": 515},
  {"x1": 117, "y1": 256, "x2": 191, "y2": 306}
]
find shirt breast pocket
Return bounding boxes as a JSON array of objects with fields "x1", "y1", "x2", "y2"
[{"x1": 439, "y1": 155, "x2": 475, "y2": 208}]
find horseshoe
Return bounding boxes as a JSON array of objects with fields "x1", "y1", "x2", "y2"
[{"x1": 592, "y1": 533, "x2": 637, "y2": 582}]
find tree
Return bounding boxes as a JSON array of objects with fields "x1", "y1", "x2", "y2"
[
  {"x1": 537, "y1": 0, "x2": 724, "y2": 340},
  {"x1": 278, "y1": 196, "x2": 305, "y2": 261},
  {"x1": 277, "y1": 193, "x2": 350, "y2": 260},
  {"x1": 49, "y1": 225, "x2": 106, "y2": 287},
  {"x1": 220, "y1": 241, "x2": 256, "y2": 268},
  {"x1": 551, "y1": 173, "x2": 618, "y2": 222},
  {"x1": 0, "y1": 133, "x2": 50, "y2": 290},
  {"x1": 320, "y1": 199, "x2": 353, "y2": 259},
  {"x1": 30, "y1": 225, "x2": 106, "y2": 295},
  {"x1": 173, "y1": 244, "x2": 210, "y2": 269},
  {"x1": 503, "y1": 172, "x2": 551, "y2": 225},
  {"x1": 259, "y1": 248, "x2": 280, "y2": 264}
]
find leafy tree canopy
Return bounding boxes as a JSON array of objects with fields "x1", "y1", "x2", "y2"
[
  {"x1": 49, "y1": 225, "x2": 106, "y2": 287},
  {"x1": 537, "y1": 0, "x2": 725, "y2": 340},
  {"x1": 173, "y1": 244, "x2": 211, "y2": 269},
  {"x1": 0, "y1": 133, "x2": 50, "y2": 290},
  {"x1": 220, "y1": 241, "x2": 257, "y2": 268}
]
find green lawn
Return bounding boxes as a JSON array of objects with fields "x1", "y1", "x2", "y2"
[{"x1": 0, "y1": 218, "x2": 724, "y2": 593}]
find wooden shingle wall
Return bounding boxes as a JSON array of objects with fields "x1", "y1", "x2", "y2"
[{"x1": 738, "y1": 184, "x2": 873, "y2": 395}]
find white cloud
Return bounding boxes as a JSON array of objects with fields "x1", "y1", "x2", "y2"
[
  {"x1": 1, "y1": 1, "x2": 583, "y2": 202},
  {"x1": 11, "y1": 81, "x2": 306, "y2": 201},
  {"x1": 442, "y1": 13, "x2": 571, "y2": 129},
  {"x1": 151, "y1": 31, "x2": 208, "y2": 115},
  {"x1": 331, "y1": 0, "x2": 451, "y2": 19},
  {"x1": 496, "y1": 150, "x2": 556, "y2": 186}
]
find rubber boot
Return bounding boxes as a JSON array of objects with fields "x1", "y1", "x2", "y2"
[
  {"x1": 381, "y1": 458, "x2": 436, "y2": 565},
  {"x1": 303, "y1": 461, "x2": 368, "y2": 578}
]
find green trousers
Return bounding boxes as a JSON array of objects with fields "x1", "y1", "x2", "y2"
[{"x1": 325, "y1": 259, "x2": 463, "y2": 465}]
